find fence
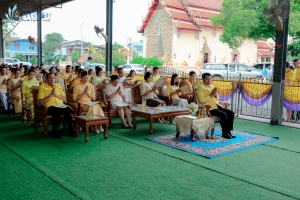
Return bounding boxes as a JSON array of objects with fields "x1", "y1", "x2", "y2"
[{"x1": 210, "y1": 75, "x2": 300, "y2": 124}]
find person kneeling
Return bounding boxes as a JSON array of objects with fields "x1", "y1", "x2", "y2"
[
  {"x1": 38, "y1": 73, "x2": 74, "y2": 139},
  {"x1": 73, "y1": 71, "x2": 104, "y2": 133}
]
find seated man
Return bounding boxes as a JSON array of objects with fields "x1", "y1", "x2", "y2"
[
  {"x1": 117, "y1": 68, "x2": 126, "y2": 83},
  {"x1": 73, "y1": 71, "x2": 104, "y2": 133},
  {"x1": 38, "y1": 73, "x2": 74, "y2": 138},
  {"x1": 197, "y1": 73, "x2": 235, "y2": 139},
  {"x1": 0, "y1": 67, "x2": 9, "y2": 112}
]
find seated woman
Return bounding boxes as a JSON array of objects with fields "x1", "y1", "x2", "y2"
[
  {"x1": 39, "y1": 69, "x2": 48, "y2": 84},
  {"x1": 70, "y1": 69, "x2": 84, "y2": 88},
  {"x1": 105, "y1": 75, "x2": 132, "y2": 129},
  {"x1": 73, "y1": 71, "x2": 104, "y2": 133},
  {"x1": 88, "y1": 69, "x2": 94, "y2": 82},
  {"x1": 92, "y1": 68, "x2": 107, "y2": 88},
  {"x1": 7, "y1": 68, "x2": 23, "y2": 115},
  {"x1": 127, "y1": 70, "x2": 139, "y2": 85},
  {"x1": 22, "y1": 69, "x2": 40, "y2": 118},
  {"x1": 139, "y1": 72, "x2": 166, "y2": 123},
  {"x1": 166, "y1": 74, "x2": 189, "y2": 108}
]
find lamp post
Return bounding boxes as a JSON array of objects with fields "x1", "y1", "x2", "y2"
[{"x1": 81, "y1": 22, "x2": 84, "y2": 56}]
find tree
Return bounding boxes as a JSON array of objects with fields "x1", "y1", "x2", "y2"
[
  {"x1": 146, "y1": 57, "x2": 163, "y2": 67},
  {"x1": 130, "y1": 56, "x2": 147, "y2": 64},
  {"x1": 210, "y1": 0, "x2": 300, "y2": 49},
  {"x1": 14, "y1": 53, "x2": 26, "y2": 61},
  {"x1": 71, "y1": 50, "x2": 82, "y2": 63},
  {"x1": 43, "y1": 32, "x2": 66, "y2": 57},
  {"x1": 30, "y1": 56, "x2": 37, "y2": 65},
  {"x1": 112, "y1": 50, "x2": 126, "y2": 67},
  {"x1": 112, "y1": 42, "x2": 124, "y2": 51},
  {"x1": 89, "y1": 52, "x2": 105, "y2": 64}
]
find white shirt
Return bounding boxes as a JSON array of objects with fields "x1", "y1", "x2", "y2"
[{"x1": 105, "y1": 83, "x2": 124, "y2": 103}]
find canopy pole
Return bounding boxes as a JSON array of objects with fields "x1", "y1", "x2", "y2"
[
  {"x1": 106, "y1": 0, "x2": 113, "y2": 77},
  {"x1": 0, "y1": 19, "x2": 4, "y2": 61},
  {"x1": 37, "y1": 7, "x2": 42, "y2": 67}
]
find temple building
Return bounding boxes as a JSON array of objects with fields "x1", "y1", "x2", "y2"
[{"x1": 138, "y1": 0, "x2": 274, "y2": 68}]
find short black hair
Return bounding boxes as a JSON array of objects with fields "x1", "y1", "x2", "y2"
[
  {"x1": 95, "y1": 66, "x2": 100, "y2": 71},
  {"x1": 293, "y1": 59, "x2": 298, "y2": 63},
  {"x1": 111, "y1": 75, "x2": 119, "y2": 82},
  {"x1": 144, "y1": 72, "x2": 152, "y2": 80},
  {"x1": 202, "y1": 73, "x2": 211, "y2": 79},
  {"x1": 49, "y1": 67, "x2": 56, "y2": 73},
  {"x1": 96, "y1": 68, "x2": 103, "y2": 76},
  {"x1": 66, "y1": 65, "x2": 71, "y2": 69},
  {"x1": 28, "y1": 69, "x2": 36, "y2": 74},
  {"x1": 171, "y1": 74, "x2": 179, "y2": 86},
  {"x1": 153, "y1": 67, "x2": 158, "y2": 71},
  {"x1": 88, "y1": 56, "x2": 92, "y2": 60},
  {"x1": 46, "y1": 73, "x2": 55, "y2": 79},
  {"x1": 117, "y1": 67, "x2": 123, "y2": 72},
  {"x1": 81, "y1": 71, "x2": 88, "y2": 77},
  {"x1": 189, "y1": 71, "x2": 196, "y2": 76}
]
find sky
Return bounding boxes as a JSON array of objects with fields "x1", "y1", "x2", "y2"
[{"x1": 13, "y1": 0, "x2": 149, "y2": 46}]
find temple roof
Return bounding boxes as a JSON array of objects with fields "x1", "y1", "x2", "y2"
[{"x1": 137, "y1": 0, "x2": 223, "y2": 33}]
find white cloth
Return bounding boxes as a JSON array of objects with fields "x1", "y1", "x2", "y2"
[
  {"x1": 174, "y1": 116, "x2": 215, "y2": 139},
  {"x1": 172, "y1": 98, "x2": 189, "y2": 108},
  {"x1": 0, "y1": 90, "x2": 8, "y2": 110},
  {"x1": 124, "y1": 87, "x2": 132, "y2": 104},
  {"x1": 119, "y1": 76, "x2": 125, "y2": 83},
  {"x1": 139, "y1": 82, "x2": 157, "y2": 100},
  {"x1": 105, "y1": 83, "x2": 124, "y2": 109}
]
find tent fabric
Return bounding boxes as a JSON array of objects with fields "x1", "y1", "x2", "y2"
[{"x1": 77, "y1": 55, "x2": 88, "y2": 63}]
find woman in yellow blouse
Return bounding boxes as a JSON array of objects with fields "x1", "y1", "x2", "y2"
[
  {"x1": 22, "y1": 69, "x2": 40, "y2": 118},
  {"x1": 139, "y1": 72, "x2": 166, "y2": 123},
  {"x1": 285, "y1": 62, "x2": 296, "y2": 122},
  {"x1": 92, "y1": 68, "x2": 107, "y2": 88},
  {"x1": 7, "y1": 68, "x2": 23, "y2": 114},
  {"x1": 166, "y1": 74, "x2": 189, "y2": 108},
  {"x1": 73, "y1": 71, "x2": 104, "y2": 132},
  {"x1": 88, "y1": 69, "x2": 94, "y2": 82},
  {"x1": 70, "y1": 69, "x2": 83, "y2": 88},
  {"x1": 126, "y1": 70, "x2": 140, "y2": 85}
]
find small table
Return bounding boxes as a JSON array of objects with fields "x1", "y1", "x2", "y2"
[
  {"x1": 131, "y1": 106, "x2": 190, "y2": 134},
  {"x1": 74, "y1": 115, "x2": 109, "y2": 142},
  {"x1": 174, "y1": 116, "x2": 215, "y2": 142}
]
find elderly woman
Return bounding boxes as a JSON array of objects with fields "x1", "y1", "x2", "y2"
[
  {"x1": 7, "y1": 68, "x2": 23, "y2": 114},
  {"x1": 166, "y1": 74, "x2": 189, "y2": 108},
  {"x1": 139, "y1": 72, "x2": 166, "y2": 123},
  {"x1": 105, "y1": 75, "x2": 132, "y2": 129},
  {"x1": 73, "y1": 71, "x2": 104, "y2": 132},
  {"x1": 92, "y1": 68, "x2": 107, "y2": 88},
  {"x1": 22, "y1": 69, "x2": 40, "y2": 118}
]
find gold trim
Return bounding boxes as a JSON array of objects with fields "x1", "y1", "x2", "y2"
[
  {"x1": 195, "y1": 61, "x2": 202, "y2": 66},
  {"x1": 181, "y1": 60, "x2": 188, "y2": 66}
]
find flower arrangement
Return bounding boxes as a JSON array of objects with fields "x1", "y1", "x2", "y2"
[{"x1": 188, "y1": 102, "x2": 199, "y2": 116}]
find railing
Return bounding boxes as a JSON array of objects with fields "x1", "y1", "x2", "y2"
[{"x1": 160, "y1": 66, "x2": 189, "y2": 78}]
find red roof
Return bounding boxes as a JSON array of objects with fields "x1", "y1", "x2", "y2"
[
  {"x1": 257, "y1": 50, "x2": 274, "y2": 56},
  {"x1": 257, "y1": 40, "x2": 271, "y2": 50},
  {"x1": 187, "y1": 0, "x2": 223, "y2": 11}
]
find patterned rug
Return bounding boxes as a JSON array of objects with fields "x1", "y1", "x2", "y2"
[{"x1": 146, "y1": 128, "x2": 279, "y2": 159}]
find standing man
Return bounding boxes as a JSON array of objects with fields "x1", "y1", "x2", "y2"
[
  {"x1": 0, "y1": 67, "x2": 9, "y2": 112},
  {"x1": 85, "y1": 56, "x2": 92, "y2": 70},
  {"x1": 197, "y1": 73, "x2": 235, "y2": 139},
  {"x1": 38, "y1": 73, "x2": 74, "y2": 138}
]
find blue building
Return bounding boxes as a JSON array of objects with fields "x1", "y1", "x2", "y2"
[
  {"x1": 131, "y1": 41, "x2": 144, "y2": 57},
  {"x1": 6, "y1": 37, "x2": 38, "y2": 61}
]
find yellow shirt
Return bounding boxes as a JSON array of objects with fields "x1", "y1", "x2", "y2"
[
  {"x1": 295, "y1": 68, "x2": 300, "y2": 81},
  {"x1": 57, "y1": 72, "x2": 72, "y2": 80},
  {"x1": 139, "y1": 82, "x2": 157, "y2": 100},
  {"x1": 286, "y1": 70, "x2": 296, "y2": 83},
  {"x1": 71, "y1": 77, "x2": 81, "y2": 88},
  {"x1": 166, "y1": 84, "x2": 181, "y2": 98},
  {"x1": 152, "y1": 74, "x2": 161, "y2": 83},
  {"x1": 183, "y1": 79, "x2": 194, "y2": 93},
  {"x1": 73, "y1": 82, "x2": 95, "y2": 104},
  {"x1": 92, "y1": 75, "x2": 107, "y2": 87},
  {"x1": 38, "y1": 83, "x2": 65, "y2": 108},
  {"x1": 0, "y1": 75, "x2": 9, "y2": 93},
  {"x1": 22, "y1": 75, "x2": 28, "y2": 80},
  {"x1": 22, "y1": 79, "x2": 40, "y2": 103},
  {"x1": 68, "y1": 74, "x2": 77, "y2": 83},
  {"x1": 197, "y1": 83, "x2": 219, "y2": 110}
]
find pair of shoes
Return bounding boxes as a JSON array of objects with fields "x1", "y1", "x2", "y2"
[
  {"x1": 122, "y1": 124, "x2": 131, "y2": 129},
  {"x1": 128, "y1": 125, "x2": 133, "y2": 129},
  {"x1": 98, "y1": 126, "x2": 104, "y2": 132},
  {"x1": 157, "y1": 119, "x2": 164, "y2": 124},
  {"x1": 229, "y1": 132, "x2": 236, "y2": 138},
  {"x1": 91, "y1": 127, "x2": 100, "y2": 133},
  {"x1": 222, "y1": 133, "x2": 232, "y2": 139},
  {"x1": 51, "y1": 132, "x2": 63, "y2": 139}
]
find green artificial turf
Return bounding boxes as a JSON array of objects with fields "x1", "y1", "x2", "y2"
[{"x1": 0, "y1": 113, "x2": 299, "y2": 199}]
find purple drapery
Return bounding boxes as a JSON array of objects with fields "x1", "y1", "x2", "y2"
[
  {"x1": 283, "y1": 99, "x2": 300, "y2": 111},
  {"x1": 240, "y1": 89, "x2": 272, "y2": 106},
  {"x1": 219, "y1": 91, "x2": 236, "y2": 101}
]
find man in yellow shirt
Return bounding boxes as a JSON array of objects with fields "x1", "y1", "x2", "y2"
[
  {"x1": 38, "y1": 73, "x2": 74, "y2": 138},
  {"x1": 152, "y1": 67, "x2": 160, "y2": 83},
  {"x1": 197, "y1": 73, "x2": 235, "y2": 139}
]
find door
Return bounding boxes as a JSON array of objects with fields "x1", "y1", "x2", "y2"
[
  {"x1": 204, "y1": 53, "x2": 209, "y2": 63},
  {"x1": 227, "y1": 64, "x2": 237, "y2": 78},
  {"x1": 233, "y1": 54, "x2": 238, "y2": 63}
]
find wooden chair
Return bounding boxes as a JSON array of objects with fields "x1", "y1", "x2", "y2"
[
  {"x1": 7, "y1": 92, "x2": 15, "y2": 118},
  {"x1": 21, "y1": 90, "x2": 32, "y2": 127},
  {"x1": 32, "y1": 89, "x2": 67, "y2": 137}
]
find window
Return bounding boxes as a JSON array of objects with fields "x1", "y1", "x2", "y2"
[
  {"x1": 29, "y1": 46, "x2": 34, "y2": 50},
  {"x1": 206, "y1": 64, "x2": 227, "y2": 70},
  {"x1": 122, "y1": 65, "x2": 132, "y2": 69},
  {"x1": 229, "y1": 65, "x2": 236, "y2": 72},
  {"x1": 212, "y1": 28, "x2": 216, "y2": 37},
  {"x1": 177, "y1": 30, "x2": 181, "y2": 38},
  {"x1": 261, "y1": 57, "x2": 270, "y2": 62},
  {"x1": 252, "y1": 64, "x2": 264, "y2": 72},
  {"x1": 195, "y1": 32, "x2": 199, "y2": 40},
  {"x1": 237, "y1": 64, "x2": 249, "y2": 71},
  {"x1": 14, "y1": 43, "x2": 20, "y2": 50}
]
